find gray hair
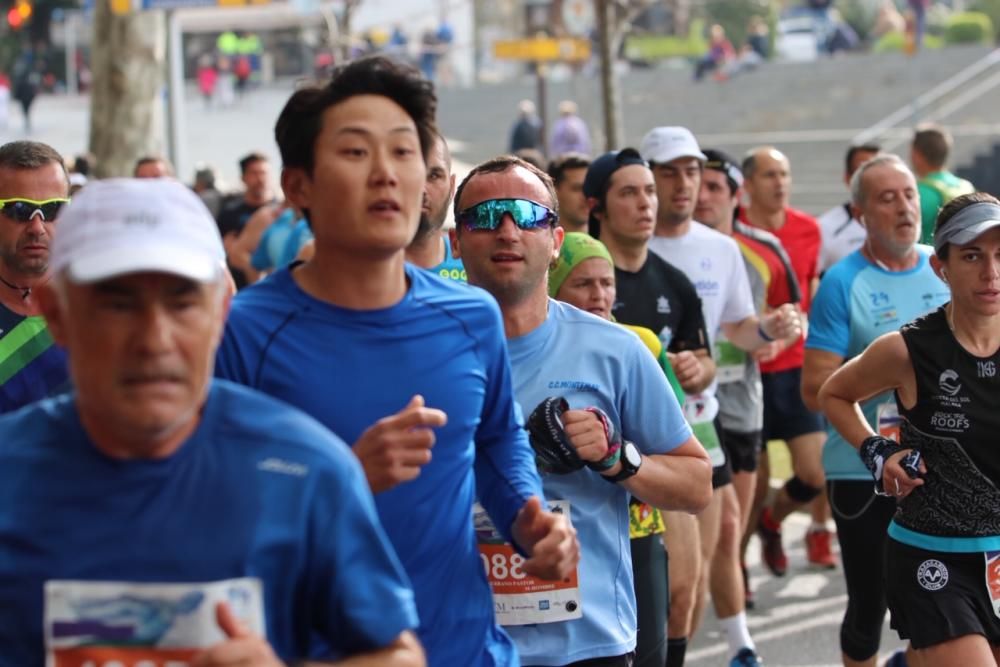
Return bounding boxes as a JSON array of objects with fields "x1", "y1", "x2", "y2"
[{"x1": 849, "y1": 153, "x2": 912, "y2": 206}]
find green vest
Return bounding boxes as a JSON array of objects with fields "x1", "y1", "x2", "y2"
[{"x1": 918, "y1": 171, "x2": 976, "y2": 244}]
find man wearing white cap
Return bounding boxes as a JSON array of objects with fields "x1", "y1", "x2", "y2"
[
  {"x1": 0, "y1": 178, "x2": 424, "y2": 666},
  {"x1": 639, "y1": 128, "x2": 800, "y2": 667}
]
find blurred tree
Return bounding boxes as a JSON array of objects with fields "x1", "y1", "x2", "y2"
[{"x1": 88, "y1": 2, "x2": 165, "y2": 177}]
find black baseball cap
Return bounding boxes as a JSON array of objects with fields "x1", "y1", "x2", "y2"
[{"x1": 583, "y1": 148, "x2": 648, "y2": 238}]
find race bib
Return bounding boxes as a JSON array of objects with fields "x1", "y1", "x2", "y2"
[
  {"x1": 986, "y1": 551, "x2": 1000, "y2": 619},
  {"x1": 877, "y1": 401, "x2": 902, "y2": 442},
  {"x1": 473, "y1": 500, "x2": 581, "y2": 626},
  {"x1": 45, "y1": 578, "x2": 264, "y2": 667},
  {"x1": 684, "y1": 393, "x2": 725, "y2": 467},
  {"x1": 714, "y1": 338, "x2": 747, "y2": 384}
]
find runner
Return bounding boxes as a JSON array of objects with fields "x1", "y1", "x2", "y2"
[
  {"x1": 910, "y1": 123, "x2": 975, "y2": 245},
  {"x1": 216, "y1": 56, "x2": 578, "y2": 667},
  {"x1": 547, "y1": 153, "x2": 591, "y2": 234},
  {"x1": 692, "y1": 148, "x2": 802, "y2": 663},
  {"x1": 452, "y1": 154, "x2": 712, "y2": 667},
  {"x1": 133, "y1": 155, "x2": 174, "y2": 179},
  {"x1": 405, "y1": 132, "x2": 464, "y2": 282},
  {"x1": 820, "y1": 192, "x2": 1000, "y2": 664},
  {"x1": 581, "y1": 147, "x2": 713, "y2": 667},
  {"x1": 217, "y1": 152, "x2": 276, "y2": 287},
  {"x1": 804, "y1": 154, "x2": 948, "y2": 667},
  {"x1": 640, "y1": 129, "x2": 799, "y2": 667},
  {"x1": 818, "y1": 143, "x2": 882, "y2": 274},
  {"x1": 0, "y1": 178, "x2": 424, "y2": 665},
  {"x1": 0, "y1": 140, "x2": 70, "y2": 413},
  {"x1": 741, "y1": 146, "x2": 832, "y2": 576}
]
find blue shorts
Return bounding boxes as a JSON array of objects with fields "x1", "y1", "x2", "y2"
[{"x1": 761, "y1": 367, "x2": 824, "y2": 442}]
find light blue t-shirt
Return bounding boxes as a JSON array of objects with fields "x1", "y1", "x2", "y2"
[
  {"x1": 250, "y1": 209, "x2": 297, "y2": 272},
  {"x1": 807, "y1": 247, "x2": 949, "y2": 480},
  {"x1": 504, "y1": 300, "x2": 692, "y2": 665}
]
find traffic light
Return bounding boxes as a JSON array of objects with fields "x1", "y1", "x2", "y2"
[{"x1": 6, "y1": 0, "x2": 31, "y2": 30}]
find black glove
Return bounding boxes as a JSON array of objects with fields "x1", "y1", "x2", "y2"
[{"x1": 526, "y1": 397, "x2": 585, "y2": 475}]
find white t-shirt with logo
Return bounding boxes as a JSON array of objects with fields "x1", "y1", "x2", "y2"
[
  {"x1": 818, "y1": 202, "x2": 867, "y2": 274},
  {"x1": 649, "y1": 222, "x2": 756, "y2": 454}
]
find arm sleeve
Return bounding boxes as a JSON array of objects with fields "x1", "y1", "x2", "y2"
[
  {"x1": 472, "y1": 301, "x2": 545, "y2": 545},
  {"x1": 621, "y1": 337, "x2": 692, "y2": 455},
  {"x1": 805, "y1": 271, "x2": 851, "y2": 356},
  {"x1": 311, "y1": 446, "x2": 419, "y2": 657}
]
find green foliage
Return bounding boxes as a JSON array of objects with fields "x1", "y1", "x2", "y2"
[
  {"x1": 873, "y1": 30, "x2": 944, "y2": 52},
  {"x1": 970, "y1": 0, "x2": 1000, "y2": 41},
  {"x1": 943, "y1": 11, "x2": 995, "y2": 45},
  {"x1": 837, "y1": 0, "x2": 877, "y2": 43},
  {"x1": 624, "y1": 18, "x2": 707, "y2": 61}
]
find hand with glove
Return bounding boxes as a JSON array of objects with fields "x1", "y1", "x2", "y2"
[{"x1": 526, "y1": 397, "x2": 621, "y2": 474}]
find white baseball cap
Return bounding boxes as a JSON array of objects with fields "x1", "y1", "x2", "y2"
[
  {"x1": 51, "y1": 178, "x2": 225, "y2": 284},
  {"x1": 639, "y1": 126, "x2": 707, "y2": 165}
]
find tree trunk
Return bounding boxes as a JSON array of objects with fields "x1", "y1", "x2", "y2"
[{"x1": 88, "y1": 3, "x2": 166, "y2": 179}]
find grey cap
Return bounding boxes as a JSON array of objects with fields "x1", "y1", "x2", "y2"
[{"x1": 933, "y1": 202, "x2": 1000, "y2": 253}]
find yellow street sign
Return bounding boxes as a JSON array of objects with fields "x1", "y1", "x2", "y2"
[{"x1": 493, "y1": 38, "x2": 591, "y2": 63}]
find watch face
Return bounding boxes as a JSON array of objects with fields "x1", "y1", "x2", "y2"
[{"x1": 624, "y1": 441, "x2": 642, "y2": 468}]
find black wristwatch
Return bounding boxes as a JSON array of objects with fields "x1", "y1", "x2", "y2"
[{"x1": 603, "y1": 440, "x2": 642, "y2": 483}]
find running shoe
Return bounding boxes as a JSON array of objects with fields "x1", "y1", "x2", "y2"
[
  {"x1": 730, "y1": 647, "x2": 763, "y2": 666},
  {"x1": 757, "y1": 507, "x2": 787, "y2": 576},
  {"x1": 805, "y1": 527, "x2": 837, "y2": 569}
]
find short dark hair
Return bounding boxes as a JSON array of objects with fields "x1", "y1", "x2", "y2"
[
  {"x1": 134, "y1": 155, "x2": 173, "y2": 176},
  {"x1": 935, "y1": 191, "x2": 998, "y2": 260},
  {"x1": 73, "y1": 153, "x2": 95, "y2": 178},
  {"x1": 547, "y1": 152, "x2": 591, "y2": 187},
  {"x1": 912, "y1": 124, "x2": 951, "y2": 170},
  {"x1": 702, "y1": 148, "x2": 741, "y2": 196},
  {"x1": 453, "y1": 155, "x2": 558, "y2": 230},
  {"x1": 844, "y1": 142, "x2": 881, "y2": 176},
  {"x1": 238, "y1": 152, "x2": 268, "y2": 175},
  {"x1": 275, "y1": 55, "x2": 437, "y2": 175},
  {"x1": 0, "y1": 141, "x2": 66, "y2": 173}
]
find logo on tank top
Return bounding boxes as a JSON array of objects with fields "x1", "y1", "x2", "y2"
[
  {"x1": 939, "y1": 370, "x2": 961, "y2": 396},
  {"x1": 657, "y1": 296, "x2": 671, "y2": 314},
  {"x1": 978, "y1": 361, "x2": 996, "y2": 379},
  {"x1": 917, "y1": 559, "x2": 949, "y2": 591},
  {"x1": 933, "y1": 369, "x2": 970, "y2": 410}
]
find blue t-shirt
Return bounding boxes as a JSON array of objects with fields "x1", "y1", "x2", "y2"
[
  {"x1": 0, "y1": 381, "x2": 417, "y2": 664},
  {"x1": 215, "y1": 264, "x2": 544, "y2": 667},
  {"x1": 0, "y1": 305, "x2": 69, "y2": 414},
  {"x1": 504, "y1": 300, "x2": 692, "y2": 665},
  {"x1": 807, "y1": 247, "x2": 949, "y2": 480}
]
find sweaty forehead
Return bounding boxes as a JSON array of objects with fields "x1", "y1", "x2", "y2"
[{"x1": 459, "y1": 166, "x2": 551, "y2": 209}]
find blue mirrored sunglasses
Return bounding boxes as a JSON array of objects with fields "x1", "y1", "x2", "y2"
[{"x1": 456, "y1": 198, "x2": 557, "y2": 232}]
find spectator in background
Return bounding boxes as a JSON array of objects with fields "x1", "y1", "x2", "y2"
[
  {"x1": 746, "y1": 16, "x2": 770, "y2": 59},
  {"x1": 133, "y1": 155, "x2": 173, "y2": 179},
  {"x1": 0, "y1": 73, "x2": 9, "y2": 131},
  {"x1": 196, "y1": 54, "x2": 217, "y2": 109},
  {"x1": 694, "y1": 24, "x2": 735, "y2": 82},
  {"x1": 550, "y1": 100, "x2": 591, "y2": 157},
  {"x1": 13, "y1": 60, "x2": 41, "y2": 134},
  {"x1": 907, "y1": 0, "x2": 930, "y2": 52},
  {"x1": 193, "y1": 164, "x2": 224, "y2": 219},
  {"x1": 873, "y1": 0, "x2": 906, "y2": 40},
  {"x1": 509, "y1": 99, "x2": 543, "y2": 153}
]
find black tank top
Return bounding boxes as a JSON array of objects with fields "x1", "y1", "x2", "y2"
[{"x1": 895, "y1": 306, "x2": 1000, "y2": 537}]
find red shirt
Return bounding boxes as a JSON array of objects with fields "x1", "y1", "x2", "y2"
[{"x1": 740, "y1": 207, "x2": 820, "y2": 372}]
